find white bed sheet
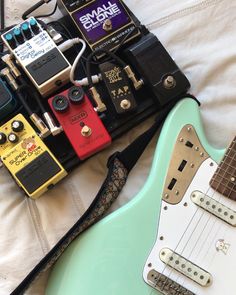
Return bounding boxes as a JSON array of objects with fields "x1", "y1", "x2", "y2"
[{"x1": 1, "y1": 0, "x2": 236, "y2": 294}]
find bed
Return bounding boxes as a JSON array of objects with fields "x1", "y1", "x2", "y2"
[{"x1": 1, "y1": 0, "x2": 235, "y2": 294}]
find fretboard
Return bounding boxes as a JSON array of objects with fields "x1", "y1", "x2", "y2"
[{"x1": 210, "y1": 137, "x2": 236, "y2": 200}]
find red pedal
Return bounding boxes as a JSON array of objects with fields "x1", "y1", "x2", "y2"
[{"x1": 48, "y1": 86, "x2": 111, "y2": 160}]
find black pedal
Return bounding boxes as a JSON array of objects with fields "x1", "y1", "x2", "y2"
[
  {"x1": 124, "y1": 33, "x2": 190, "y2": 106},
  {"x1": 0, "y1": 78, "x2": 18, "y2": 121},
  {"x1": 99, "y1": 61, "x2": 137, "y2": 114}
]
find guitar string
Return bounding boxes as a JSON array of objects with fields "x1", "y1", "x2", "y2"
[
  {"x1": 160, "y1": 141, "x2": 236, "y2": 288},
  {"x1": 179, "y1": 141, "x2": 236, "y2": 289},
  {"x1": 181, "y1": 150, "x2": 236, "y2": 268},
  {"x1": 190, "y1": 139, "x2": 236, "y2": 265},
  {"x1": 150, "y1": 138, "x2": 235, "y2": 294},
  {"x1": 149, "y1": 186, "x2": 209, "y2": 294},
  {"x1": 178, "y1": 139, "x2": 236, "y2": 291},
  {"x1": 149, "y1": 138, "x2": 235, "y2": 293},
  {"x1": 149, "y1": 161, "x2": 213, "y2": 292},
  {"x1": 149, "y1": 141, "x2": 216, "y2": 293},
  {"x1": 211, "y1": 176, "x2": 236, "y2": 193},
  {"x1": 203, "y1": 164, "x2": 236, "y2": 276},
  {"x1": 200, "y1": 141, "x2": 236, "y2": 266}
]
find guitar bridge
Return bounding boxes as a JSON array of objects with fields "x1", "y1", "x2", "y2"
[{"x1": 147, "y1": 269, "x2": 195, "y2": 295}]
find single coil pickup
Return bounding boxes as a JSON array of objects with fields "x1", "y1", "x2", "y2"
[
  {"x1": 147, "y1": 269, "x2": 195, "y2": 295},
  {"x1": 191, "y1": 191, "x2": 236, "y2": 226},
  {"x1": 159, "y1": 248, "x2": 212, "y2": 287}
]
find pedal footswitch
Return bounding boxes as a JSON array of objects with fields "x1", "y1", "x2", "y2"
[
  {"x1": 0, "y1": 114, "x2": 67, "y2": 199},
  {"x1": 48, "y1": 86, "x2": 112, "y2": 160},
  {"x1": 99, "y1": 61, "x2": 137, "y2": 114}
]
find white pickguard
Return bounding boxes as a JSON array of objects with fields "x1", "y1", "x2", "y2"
[{"x1": 143, "y1": 158, "x2": 236, "y2": 294}]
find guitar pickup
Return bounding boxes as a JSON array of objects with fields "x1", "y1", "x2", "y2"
[
  {"x1": 191, "y1": 190, "x2": 236, "y2": 226},
  {"x1": 159, "y1": 248, "x2": 212, "y2": 287}
]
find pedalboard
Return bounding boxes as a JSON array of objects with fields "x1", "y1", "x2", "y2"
[
  {"x1": 48, "y1": 86, "x2": 112, "y2": 160},
  {"x1": 57, "y1": 0, "x2": 140, "y2": 52},
  {"x1": 1, "y1": 17, "x2": 71, "y2": 97},
  {"x1": 0, "y1": 1, "x2": 191, "y2": 199},
  {"x1": 0, "y1": 114, "x2": 67, "y2": 198}
]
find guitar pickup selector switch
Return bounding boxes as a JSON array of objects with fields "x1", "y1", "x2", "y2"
[
  {"x1": 0, "y1": 114, "x2": 67, "y2": 199},
  {"x1": 1, "y1": 17, "x2": 71, "y2": 97},
  {"x1": 48, "y1": 86, "x2": 111, "y2": 160}
]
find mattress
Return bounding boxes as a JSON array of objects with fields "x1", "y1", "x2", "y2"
[{"x1": 1, "y1": 0, "x2": 236, "y2": 294}]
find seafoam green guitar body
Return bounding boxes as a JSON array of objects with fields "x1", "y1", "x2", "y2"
[{"x1": 46, "y1": 98, "x2": 225, "y2": 295}]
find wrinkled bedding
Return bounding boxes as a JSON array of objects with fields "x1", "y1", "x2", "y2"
[{"x1": 1, "y1": 0, "x2": 235, "y2": 294}]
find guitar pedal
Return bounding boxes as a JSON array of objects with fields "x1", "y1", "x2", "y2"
[
  {"x1": 99, "y1": 61, "x2": 137, "y2": 114},
  {"x1": 125, "y1": 33, "x2": 191, "y2": 106},
  {"x1": 58, "y1": 0, "x2": 140, "y2": 53},
  {"x1": 1, "y1": 17, "x2": 71, "y2": 97},
  {"x1": 0, "y1": 78, "x2": 18, "y2": 121},
  {"x1": 48, "y1": 86, "x2": 111, "y2": 160},
  {"x1": 0, "y1": 114, "x2": 67, "y2": 199}
]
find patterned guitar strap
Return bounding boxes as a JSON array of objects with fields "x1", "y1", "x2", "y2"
[{"x1": 12, "y1": 97, "x2": 197, "y2": 294}]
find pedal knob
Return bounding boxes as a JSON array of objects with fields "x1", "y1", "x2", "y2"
[
  {"x1": 52, "y1": 95, "x2": 69, "y2": 112},
  {"x1": 8, "y1": 133, "x2": 19, "y2": 143},
  {"x1": 68, "y1": 86, "x2": 84, "y2": 104},
  {"x1": 0, "y1": 133, "x2": 7, "y2": 145},
  {"x1": 29, "y1": 18, "x2": 39, "y2": 34},
  {"x1": 81, "y1": 125, "x2": 92, "y2": 137},
  {"x1": 5, "y1": 33, "x2": 16, "y2": 49},
  {"x1": 13, "y1": 28, "x2": 24, "y2": 44},
  {"x1": 11, "y1": 120, "x2": 24, "y2": 132},
  {"x1": 21, "y1": 23, "x2": 32, "y2": 39}
]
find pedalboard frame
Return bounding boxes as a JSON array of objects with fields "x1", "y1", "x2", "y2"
[{"x1": 0, "y1": 1, "x2": 190, "y2": 198}]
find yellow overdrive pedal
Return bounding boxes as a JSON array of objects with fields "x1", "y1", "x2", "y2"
[{"x1": 0, "y1": 114, "x2": 67, "y2": 198}]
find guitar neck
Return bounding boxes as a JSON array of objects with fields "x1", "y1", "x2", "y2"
[{"x1": 210, "y1": 136, "x2": 236, "y2": 200}]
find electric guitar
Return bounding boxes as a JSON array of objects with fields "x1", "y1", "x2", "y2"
[{"x1": 46, "y1": 98, "x2": 236, "y2": 295}]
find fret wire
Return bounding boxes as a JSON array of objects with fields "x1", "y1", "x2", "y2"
[
  {"x1": 227, "y1": 146, "x2": 236, "y2": 154},
  {"x1": 224, "y1": 154, "x2": 236, "y2": 162},
  {"x1": 217, "y1": 161, "x2": 236, "y2": 170},
  {"x1": 212, "y1": 137, "x2": 236, "y2": 197},
  {"x1": 225, "y1": 152, "x2": 236, "y2": 161},
  {"x1": 211, "y1": 179, "x2": 236, "y2": 193},
  {"x1": 211, "y1": 174, "x2": 236, "y2": 186},
  {"x1": 216, "y1": 166, "x2": 236, "y2": 176}
]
